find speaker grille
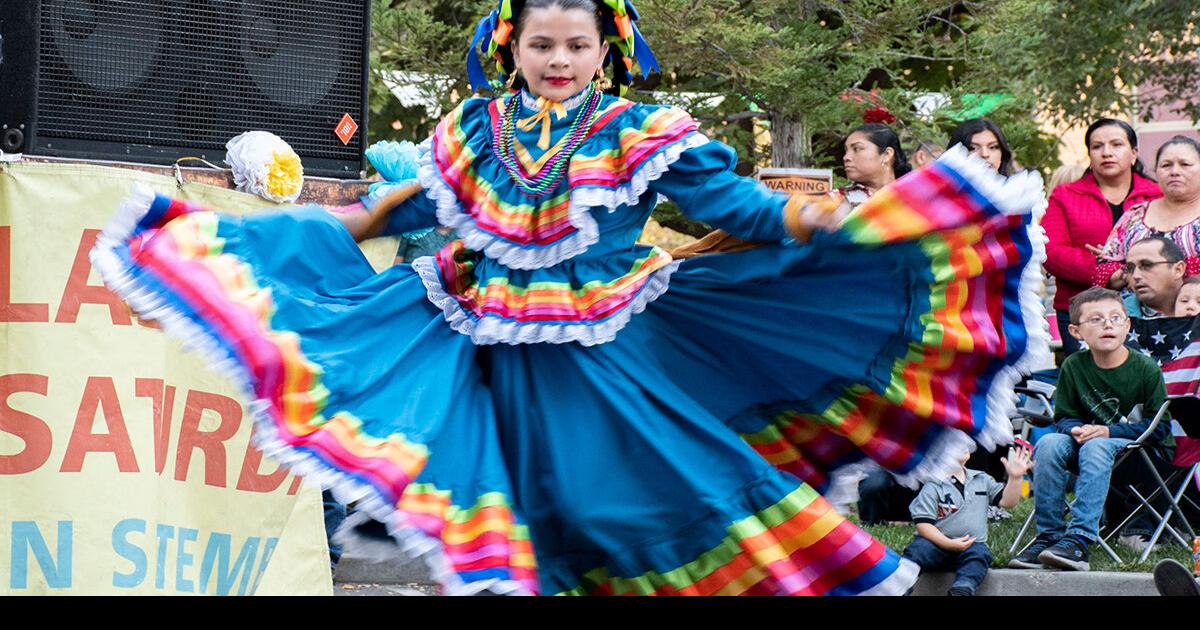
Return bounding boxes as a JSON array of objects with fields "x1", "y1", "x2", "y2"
[{"x1": 36, "y1": 0, "x2": 366, "y2": 165}]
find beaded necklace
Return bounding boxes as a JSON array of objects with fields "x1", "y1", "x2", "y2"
[{"x1": 493, "y1": 84, "x2": 602, "y2": 198}]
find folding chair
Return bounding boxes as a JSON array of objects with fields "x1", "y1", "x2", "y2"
[
  {"x1": 1102, "y1": 395, "x2": 1200, "y2": 563},
  {"x1": 1011, "y1": 379, "x2": 1055, "y2": 444},
  {"x1": 1009, "y1": 400, "x2": 1174, "y2": 563}
]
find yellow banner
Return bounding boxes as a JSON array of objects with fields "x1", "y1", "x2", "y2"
[{"x1": 0, "y1": 161, "x2": 344, "y2": 595}]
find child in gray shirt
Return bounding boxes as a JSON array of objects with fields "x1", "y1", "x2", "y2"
[{"x1": 901, "y1": 445, "x2": 1031, "y2": 595}]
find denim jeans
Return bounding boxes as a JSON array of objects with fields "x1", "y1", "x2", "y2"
[
  {"x1": 902, "y1": 537, "x2": 993, "y2": 593},
  {"x1": 1033, "y1": 433, "x2": 1133, "y2": 541},
  {"x1": 322, "y1": 489, "x2": 347, "y2": 570}
]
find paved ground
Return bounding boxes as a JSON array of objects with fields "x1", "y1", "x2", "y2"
[{"x1": 333, "y1": 552, "x2": 1163, "y2": 595}]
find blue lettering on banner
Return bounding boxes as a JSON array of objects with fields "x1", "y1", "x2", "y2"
[
  {"x1": 199, "y1": 533, "x2": 260, "y2": 596},
  {"x1": 154, "y1": 523, "x2": 174, "y2": 589},
  {"x1": 176, "y1": 527, "x2": 198, "y2": 593},
  {"x1": 10, "y1": 521, "x2": 72, "y2": 589},
  {"x1": 111, "y1": 518, "x2": 147, "y2": 588}
]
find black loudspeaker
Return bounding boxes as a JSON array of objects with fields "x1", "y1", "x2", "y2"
[{"x1": 0, "y1": 0, "x2": 369, "y2": 178}]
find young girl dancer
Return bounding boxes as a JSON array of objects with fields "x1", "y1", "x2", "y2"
[{"x1": 93, "y1": 0, "x2": 1048, "y2": 595}]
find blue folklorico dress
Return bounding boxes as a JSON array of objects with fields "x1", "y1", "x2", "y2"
[{"x1": 92, "y1": 87, "x2": 1049, "y2": 595}]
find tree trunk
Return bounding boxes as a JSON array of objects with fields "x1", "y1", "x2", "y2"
[{"x1": 769, "y1": 111, "x2": 809, "y2": 168}]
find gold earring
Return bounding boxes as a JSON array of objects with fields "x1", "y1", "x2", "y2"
[
  {"x1": 505, "y1": 70, "x2": 518, "y2": 90},
  {"x1": 594, "y1": 67, "x2": 611, "y2": 90}
]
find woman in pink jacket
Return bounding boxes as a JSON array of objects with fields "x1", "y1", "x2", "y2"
[{"x1": 1042, "y1": 118, "x2": 1161, "y2": 354}]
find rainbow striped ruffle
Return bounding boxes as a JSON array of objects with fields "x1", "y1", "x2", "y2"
[
  {"x1": 559, "y1": 483, "x2": 916, "y2": 595},
  {"x1": 414, "y1": 240, "x2": 680, "y2": 346},
  {"x1": 731, "y1": 145, "x2": 1050, "y2": 504},
  {"x1": 91, "y1": 191, "x2": 541, "y2": 595},
  {"x1": 419, "y1": 94, "x2": 701, "y2": 270}
]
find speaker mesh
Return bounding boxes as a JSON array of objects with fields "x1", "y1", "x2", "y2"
[{"x1": 36, "y1": 0, "x2": 366, "y2": 163}]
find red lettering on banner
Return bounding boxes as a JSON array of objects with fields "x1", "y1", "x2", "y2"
[
  {"x1": 235, "y1": 441, "x2": 289, "y2": 493},
  {"x1": 175, "y1": 391, "x2": 241, "y2": 487},
  {"x1": 287, "y1": 476, "x2": 303, "y2": 496},
  {"x1": 60, "y1": 376, "x2": 139, "y2": 472},
  {"x1": 135, "y1": 378, "x2": 177, "y2": 474},
  {"x1": 0, "y1": 227, "x2": 50, "y2": 322},
  {"x1": 0, "y1": 374, "x2": 52, "y2": 474},
  {"x1": 55, "y1": 229, "x2": 132, "y2": 326}
]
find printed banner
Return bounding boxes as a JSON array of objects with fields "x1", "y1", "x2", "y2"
[{"x1": 0, "y1": 161, "x2": 362, "y2": 595}]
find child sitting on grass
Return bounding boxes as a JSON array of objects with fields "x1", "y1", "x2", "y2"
[{"x1": 902, "y1": 445, "x2": 1032, "y2": 595}]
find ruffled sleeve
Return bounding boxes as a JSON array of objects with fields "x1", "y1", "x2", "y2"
[{"x1": 647, "y1": 140, "x2": 792, "y2": 243}]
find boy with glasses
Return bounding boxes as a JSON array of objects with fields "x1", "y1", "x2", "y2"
[{"x1": 1009, "y1": 287, "x2": 1174, "y2": 570}]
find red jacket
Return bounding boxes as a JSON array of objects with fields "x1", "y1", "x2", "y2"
[{"x1": 1042, "y1": 171, "x2": 1162, "y2": 310}]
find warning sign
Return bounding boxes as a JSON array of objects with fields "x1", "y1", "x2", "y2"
[{"x1": 758, "y1": 168, "x2": 834, "y2": 203}]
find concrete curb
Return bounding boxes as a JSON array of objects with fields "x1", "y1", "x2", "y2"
[
  {"x1": 912, "y1": 568, "x2": 1156, "y2": 596},
  {"x1": 334, "y1": 553, "x2": 1160, "y2": 596},
  {"x1": 334, "y1": 552, "x2": 433, "y2": 585}
]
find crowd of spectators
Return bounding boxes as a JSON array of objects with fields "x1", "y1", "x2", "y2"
[{"x1": 844, "y1": 116, "x2": 1200, "y2": 595}]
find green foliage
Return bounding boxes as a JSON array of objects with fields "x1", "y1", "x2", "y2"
[
  {"x1": 366, "y1": 0, "x2": 1199, "y2": 177},
  {"x1": 961, "y1": 0, "x2": 1200, "y2": 128},
  {"x1": 368, "y1": 0, "x2": 492, "y2": 148}
]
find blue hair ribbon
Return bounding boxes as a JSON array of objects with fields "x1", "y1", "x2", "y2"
[
  {"x1": 631, "y1": 23, "x2": 658, "y2": 77},
  {"x1": 467, "y1": 11, "x2": 498, "y2": 92}
]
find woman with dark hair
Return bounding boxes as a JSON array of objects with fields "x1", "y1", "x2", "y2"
[
  {"x1": 842, "y1": 122, "x2": 922, "y2": 524},
  {"x1": 1042, "y1": 118, "x2": 1161, "y2": 355},
  {"x1": 840, "y1": 123, "x2": 912, "y2": 206},
  {"x1": 947, "y1": 118, "x2": 1012, "y2": 176}
]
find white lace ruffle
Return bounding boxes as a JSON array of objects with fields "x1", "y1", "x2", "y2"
[
  {"x1": 417, "y1": 130, "x2": 707, "y2": 270},
  {"x1": 570, "y1": 132, "x2": 709, "y2": 213},
  {"x1": 90, "y1": 185, "x2": 534, "y2": 596},
  {"x1": 417, "y1": 137, "x2": 600, "y2": 271},
  {"x1": 412, "y1": 254, "x2": 681, "y2": 346},
  {"x1": 937, "y1": 144, "x2": 1053, "y2": 453}
]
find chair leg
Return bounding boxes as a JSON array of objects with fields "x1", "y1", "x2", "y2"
[
  {"x1": 1132, "y1": 487, "x2": 1190, "y2": 556},
  {"x1": 1139, "y1": 451, "x2": 1198, "y2": 539},
  {"x1": 1009, "y1": 508, "x2": 1037, "y2": 554},
  {"x1": 1135, "y1": 467, "x2": 1200, "y2": 563},
  {"x1": 1097, "y1": 534, "x2": 1124, "y2": 563}
]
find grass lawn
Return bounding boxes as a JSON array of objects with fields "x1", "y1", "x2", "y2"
[{"x1": 854, "y1": 496, "x2": 1195, "y2": 572}]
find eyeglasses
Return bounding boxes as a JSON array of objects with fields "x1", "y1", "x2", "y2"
[
  {"x1": 1076, "y1": 314, "x2": 1129, "y2": 327},
  {"x1": 1122, "y1": 260, "x2": 1173, "y2": 273}
]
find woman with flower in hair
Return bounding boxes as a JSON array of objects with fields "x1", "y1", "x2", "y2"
[
  {"x1": 840, "y1": 122, "x2": 912, "y2": 207},
  {"x1": 93, "y1": 0, "x2": 1048, "y2": 596}
]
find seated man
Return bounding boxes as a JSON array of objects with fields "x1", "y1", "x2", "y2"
[
  {"x1": 1009, "y1": 287, "x2": 1175, "y2": 571},
  {"x1": 1123, "y1": 235, "x2": 1187, "y2": 318}
]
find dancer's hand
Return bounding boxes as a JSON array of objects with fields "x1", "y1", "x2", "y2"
[
  {"x1": 784, "y1": 195, "x2": 851, "y2": 243},
  {"x1": 332, "y1": 182, "x2": 423, "y2": 242}
]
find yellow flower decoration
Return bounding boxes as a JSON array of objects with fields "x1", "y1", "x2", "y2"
[
  {"x1": 265, "y1": 149, "x2": 304, "y2": 201},
  {"x1": 225, "y1": 131, "x2": 305, "y2": 203}
]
